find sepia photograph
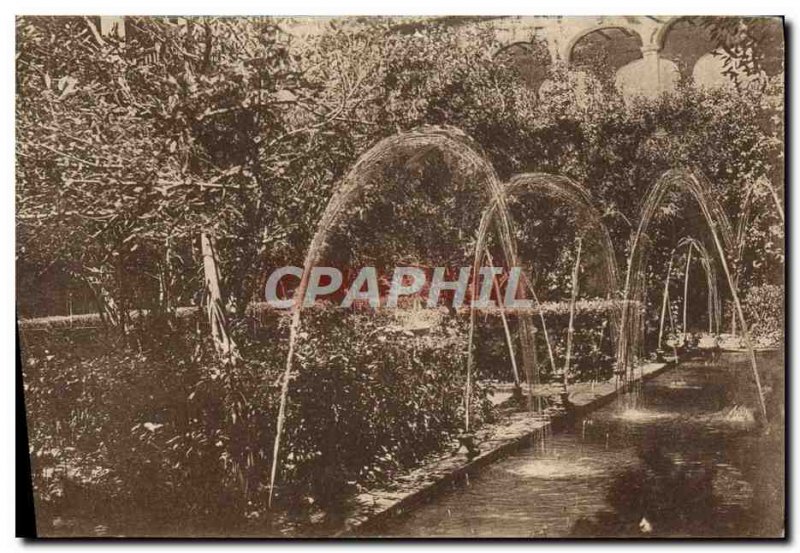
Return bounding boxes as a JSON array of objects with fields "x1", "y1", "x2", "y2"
[{"x1": 15, "y1": 13, "x2": 785, "y2": 539}]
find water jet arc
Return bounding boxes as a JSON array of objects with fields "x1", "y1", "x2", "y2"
[
  {"x1": 618, "y1": 168, "x2": 767, "y2": 421},
  {"x1": 268, "y1": 126, "x2": 519, "y2": 507},
  {"x1": 469, "y1": 173, "x2": 622, "y2": 398}
]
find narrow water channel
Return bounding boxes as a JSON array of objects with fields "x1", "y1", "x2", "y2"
[{"x1": 372, "y1": 351, "x2": 784, "y2": 538}]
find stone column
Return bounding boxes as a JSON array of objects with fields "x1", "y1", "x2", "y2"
[{"x1": 640, "y1": 45, "x2": 663, "y2": 93}]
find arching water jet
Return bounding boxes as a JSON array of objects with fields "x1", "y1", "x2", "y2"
[
  {"x1": 617, "y1": 169, "x2": 767, "y2": 421},
  {"x1": 470, "y1": 172, "x2": 622, "y2": 405},
  {"x1": 268, "y1": 126, "x2": 521, "y2": 507}
]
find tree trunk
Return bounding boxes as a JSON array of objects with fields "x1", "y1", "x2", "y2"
[
  {"x1": 159, "y1": 235, "x2": 175, "y2": 317},
  {"x1": 201, "y1": 232, "x2": 239, "y2": 365},
  {"x1": 80, "y1": 270, "x2": 121, "y2": 329}
]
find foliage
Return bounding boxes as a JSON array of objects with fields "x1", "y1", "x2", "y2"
[
  {"x1": 22, "y1": 309, "x2": 487, "y2": 534},
  {"x1": 17, "y1": 17, "x2": 784, "y2": 319},
  {"x1": 22, "y1": 316, "x2": 277, "y2": 535},
  {"x1": 16, "y1": 16, "x2": 351, "y2": 317},
  {"x1": 475, "y1": 309, "x2": 615, "y2": 384},
  {"x1": 695, "y1": 16, "x2": 784, "y2": 88},
  {"x1": 16, "y1": 16, "x2": 785, "y2": 533},
  {"x1": 282, "y1": 309, "x2": 489, "y2": 510},
  {"x1": 742, "y1": 284, "x2": 784, "y2": 346},
  {"x1": 304, "y1": 22, "x2": 784, "y2": 299}
]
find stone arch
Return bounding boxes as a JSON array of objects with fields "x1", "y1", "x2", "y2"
[
  {"x1": 567, "y1": 25, "x2": 647, "y2": 95},
  {"x1": 564, "y1": 24, "x2": 644, "y2": 65},
  {"x1": 653, "y1": 16, "x2": 692, "y2": 50},
  {"x1": 494, "y1": 40, "x2": 552, "y2": 92},
  {"x1": 658, "y1": 17, "x2": 717, "y2": 80}
]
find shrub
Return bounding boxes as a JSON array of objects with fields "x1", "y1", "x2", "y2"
[
  {"x1": 473, "y1": 308, "x2": 616, "y2": 385},
  {"x1": 278, "y1": 309, "x2": 489, "y2": 511},
  {"x1": 22, "y1": 308, "x2": 489, "y2": 534},
  {"x1": 743, "y1": 284, "x2": 784, "y2": 346}
]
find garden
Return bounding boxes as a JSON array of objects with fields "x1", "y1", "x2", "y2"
[{"x1": 16, "y1": 16, "x2": 784, "y2": 535}]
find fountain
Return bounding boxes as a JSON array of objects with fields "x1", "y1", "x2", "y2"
[
  {"x1": 267, "y1": 126, "x2": 522, "y2": 506},
  {"x1": 266, "y1": 136, "x2": 769, "y2": 512},
  {"x1": 469, "y1": 172, "x2": 622, "y2": 406},
  {"x1": 689, "y1": 238, "x2": 722, "y2": 337},
  {"x1": 657, "y1": 237, "x2": 722, "y2": 355},
  {"x1": 617, "y1": 168, "x2": 767, "y2": 421},
  {"x1": 563, "y1": 237, "x2": 583, "y2": 389}
]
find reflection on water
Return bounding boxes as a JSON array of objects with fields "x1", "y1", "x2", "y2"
[
  {"x1": 504, "y1": 453, "x2": 636, "y2": 480},
  {"x1": 373, "y1": 352, "x2": 784, "y2": 538},
  {"x1": 612, "y1": 408, "x2": 678, "y2": 423}
]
